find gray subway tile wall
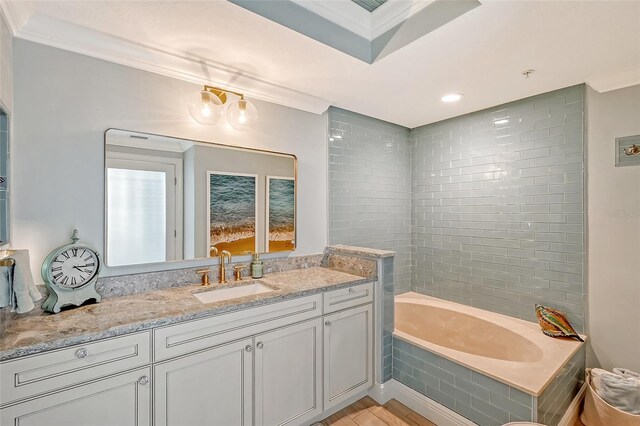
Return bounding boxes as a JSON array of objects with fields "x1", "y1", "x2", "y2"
[
  {"x1": 536, "y1": 346, "x2": 586, "y2": 426},
  {"x1": 382, "y1": 256, "x2": 394, "y2": 381},
  {"x1": 411, "y1": 85, "x2": 585, "y2": 331},
  {"x1": 393, "y1": 337, "x2": 534, "y2": 426},
  {"x1": 328, "y1": 107, "x2": 412, "y2": 293}
]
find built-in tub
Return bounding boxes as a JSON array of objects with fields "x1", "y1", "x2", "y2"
[
  {"x1": 393, "y1": 293, "x2": 586, "y2": 425},
  {"x1": 394, "y1": 292, "x2": 584, "y2": 396}
]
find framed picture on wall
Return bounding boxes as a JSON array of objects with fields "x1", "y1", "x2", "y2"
[
  {"x1": 265, "y1": 176, "x2": 295, "y2": 253},
  {"x1": 207, "y1": 171, "x2": 258, "y2": 256}
]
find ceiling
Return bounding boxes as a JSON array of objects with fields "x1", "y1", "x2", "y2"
[{"x1": 2, "y1": 0, "x2": 640, "y2": 128}]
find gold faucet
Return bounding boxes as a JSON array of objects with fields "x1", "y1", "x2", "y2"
[
  {"x1": 219, "y1": 250, "x2": 232, "y2": 284},
  {"x1": 210, "y1": 245, "x2": 219, "y2": 258}
]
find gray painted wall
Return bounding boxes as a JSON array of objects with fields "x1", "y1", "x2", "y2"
[
  {"x1": 586, "y1": 84, "x2": 640, "y2": 371},
  {"x1": 412, "y1": 85, "x2": 585, "y2": 331},
  {"x1": 327, "y1": 107, "x2": 412, "y2": 293},
  {"x1": 12, "y1": 39, "x2": 327, "y2": 281},
  {"x1": 0, "y1": 13, "x2": 12, "y2": 113}
]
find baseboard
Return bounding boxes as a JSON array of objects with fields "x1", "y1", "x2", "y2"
[
  {"x1": 368, "y1": 381, "x2": 393, "y2": 405},
  {"x1": 558, "y1": 381, "x2": 588, "y2": 426},
  {"x1": 385, "y1": 380, "x2": 475, "y2": 426}
]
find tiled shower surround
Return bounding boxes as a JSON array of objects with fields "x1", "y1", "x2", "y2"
[
  {"x1": 328, "y1": 85, "x2": 585, "y2": 330},
  {"x1": 328, "y1": 107, "x2": 412, "y2": 294},
  {"x1": 411, "y1": 85, "x2": 585, "y2": 332}
]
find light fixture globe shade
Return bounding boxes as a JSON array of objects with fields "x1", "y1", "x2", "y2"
[
  {"x1": 227, "y1": 99, "x2": 258, "y2": 130},
  {"x1": 188, "y1": 90, "x2": 224, "y2": 125}
]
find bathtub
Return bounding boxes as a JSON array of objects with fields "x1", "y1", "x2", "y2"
[
  {"x1": 394, "y1": 292, "x2": 585, "y2": 396},
  {"x1": 393, "y1": 292, "x2": 587, "y2": 425}
]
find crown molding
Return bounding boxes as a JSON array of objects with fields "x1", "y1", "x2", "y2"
[
  {"x1": 290, "y1": 0, "x2": 435, "y2": 40},
  {"x1": 371, "y1": 0, "x2": 436, "y2": 39},
  {"x1": 0, "y1": 0, "x2": 31, "y2": 35},
  {"x1": 586, "y1": 65, "x2": 640, "y2": 93},
  {"x1": 13, "y1": 12, "x2": 331, "y2": 115},
  {"x1": 290, "y1": 0, "x2": 372, "y2": 39}
]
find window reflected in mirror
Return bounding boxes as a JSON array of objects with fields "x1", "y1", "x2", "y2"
[{"x1": 105, "y1": 129, "x2": 296, "y2": 267}]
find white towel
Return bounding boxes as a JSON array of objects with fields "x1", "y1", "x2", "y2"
[
  {"x1": 613, "y1": 368, "x2": 640, "y2": 381},
  {"x1": 591, "y1": 368, "x2": 640, "y2": 415},
  {"x1": 0, "y1": 250, "x2": 41, "y2": 313}
]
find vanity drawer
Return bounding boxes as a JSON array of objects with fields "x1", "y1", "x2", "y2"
[
  {"x1": 0, "y1": 331, "x2": 151, "y2": 406},
  {"x1": 323, "y1": 282, "x2": 373, "y2": 314},
  {"x1": 154, "y1": 294, "x2": 322, "y2": 361}
]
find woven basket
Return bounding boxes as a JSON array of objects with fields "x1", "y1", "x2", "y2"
[{"x1": 581, "y1": 369, "x2": 640, "y2": 426}]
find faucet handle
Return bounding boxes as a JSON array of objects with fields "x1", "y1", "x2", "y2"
[
  {"x1": 234, "y1": 264, "x2": 247, "y2": 281},
  {"x1": 196, "y1": 269, "x2": 211, "y2": 287}
]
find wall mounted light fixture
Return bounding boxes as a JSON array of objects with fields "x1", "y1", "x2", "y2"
[{"x1": 188, "y1": 85, "x2": 259, "y2": 130}]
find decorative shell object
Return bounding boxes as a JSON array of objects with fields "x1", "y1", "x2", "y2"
[{"x1": 535, "y1": 304, "x2": 584, "y2": 342}]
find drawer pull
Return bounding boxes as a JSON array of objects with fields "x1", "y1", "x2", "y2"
[
  {"x1": 75, "y1": 348, "x2": 88, "y2": 359},
  {"x1": 349, "y1": 288, "x2": 355, "y2": 294},
  {"x1": 245, "y1": 345, "x2": 253, "y2": 352},
  {"x1": 256, "y1": 342, "x2": 264, "y2": 349},
  {"x1": 325, "y1": 320, "x2": 332, "y2": 327},
  {"x1": 138, "y1": 376, "x2": 149, "y2": 386}
]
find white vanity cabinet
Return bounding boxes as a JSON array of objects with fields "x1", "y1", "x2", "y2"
[
  {"x1": 154, "y1": 338, "x2": 253, "y2": 426},
  {"x1": 254, "y1": 318, "x2": 323, "y2": 426},
  {"x1": 0, "y1": 282, "x2": 376, "y2": 426},
  {"x1": 323, "y1": 303, "x2": 373, "y2": 410},
  {"x1": 0, "y1": 367, "x2": 151, "y2": 426}
]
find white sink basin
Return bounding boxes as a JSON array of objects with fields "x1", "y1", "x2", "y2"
[{"x1": 193, "y1": 283, "x2": 275, "y2": 304}]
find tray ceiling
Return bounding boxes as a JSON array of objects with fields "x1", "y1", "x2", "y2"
[{"x1": 1, "y1": 0, "x2": 639, "y2": 128}]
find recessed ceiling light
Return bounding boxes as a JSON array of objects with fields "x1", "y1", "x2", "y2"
[
  {"x1": 494, "y1": 119, "x2": 509, "y2": 125},
  {"x1": 441, "y1": 93, "x2": 463, "y2": 103}
]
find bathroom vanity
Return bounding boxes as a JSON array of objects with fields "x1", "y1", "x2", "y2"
[{"x1": 0, "y1": 264, "x2": 379, "y2": 426}]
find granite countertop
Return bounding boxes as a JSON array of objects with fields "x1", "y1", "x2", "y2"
[
  {"x1": 0, "y1": 267, "x2": 374, "y2": 361},
  {"x1": 327, "y1": 245, "x2": 395, "y2": 258}
]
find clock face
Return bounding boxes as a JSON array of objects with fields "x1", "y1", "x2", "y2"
[{"x1": 49, "y1": 247, "x2": 99, "y2": 289}]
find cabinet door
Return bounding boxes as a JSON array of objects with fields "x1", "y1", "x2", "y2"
[
  {"x1": 0, "y1": 367, "x2": 151, "y2": 426},
  {"x1": 154, "y1": 338, "x2": 253, "y2": 426},
  {"x1": 324, "y1": 304, "x2": 373, "y2": 409},
  {"x1": 254, "y1": 318, "x2": 323, "y2": 426}
]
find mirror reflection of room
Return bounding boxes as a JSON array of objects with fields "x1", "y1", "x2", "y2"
[{"x1": 105, "y1": 130, "x2": 296, "y2": 267}]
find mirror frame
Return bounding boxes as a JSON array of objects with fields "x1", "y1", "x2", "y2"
[{"x1": 103, "y1": 128, "x2": 298, "y2": 271}]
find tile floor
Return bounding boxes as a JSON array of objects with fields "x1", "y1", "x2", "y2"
[{"x1": 320, "y1": 397, "x2": 437, "y2": 426}]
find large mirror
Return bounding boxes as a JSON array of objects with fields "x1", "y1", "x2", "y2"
[
  {"x1": 105, "y1": 129, "x2": 296, "y2": 267},
  {"x1": 0, "y1": 107, "x2": 9, "y2": 245}
]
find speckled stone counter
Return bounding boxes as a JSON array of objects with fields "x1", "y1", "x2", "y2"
[
  {"x1": 0, "y1": 267, "x2": 374, "y2": 361},
  {"x1": 327, "y1": 245, "x2": 395, "y2": 258}
]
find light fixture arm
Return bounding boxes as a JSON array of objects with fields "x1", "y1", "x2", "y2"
[{"x1": 203, "y1": 85, "x2": 245, "y2": 104}]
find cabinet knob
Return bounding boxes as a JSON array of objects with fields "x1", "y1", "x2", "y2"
[
  {"x1": 349, "y1": 288, "x2": 355, "y2": 294},
  {"x1": 256, "y1": 342, "x2": 264, "y2": 349},
  {"x1": 75, "y1": 348, "x2": 88, "y2": 359},
  {"x1": 325, "y1": 320, "x2": 332, "y2": 327},
  {"x1": 138, "y1": 376, "x2": 149, "y2": 386},
  {"x1": 245, "y1": 345, "x2": 253, "y2": 352}
]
